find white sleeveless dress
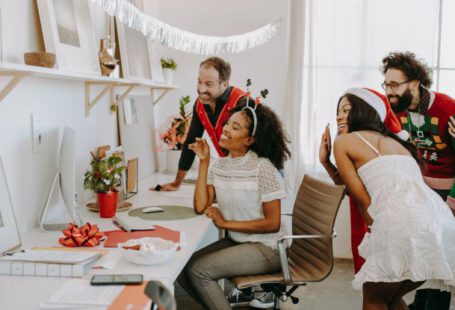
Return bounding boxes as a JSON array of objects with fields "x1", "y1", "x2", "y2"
[{"x1": 351, "y1": 132, "x2": 455, "y2": 290}]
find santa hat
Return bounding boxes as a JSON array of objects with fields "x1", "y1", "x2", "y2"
[{"x1": 344, "y1": 87, "x2": 409, "y2": 141}]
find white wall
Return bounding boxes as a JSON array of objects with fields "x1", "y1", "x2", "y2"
[
  {"x1": 150, "y1": 0, "x2": 289, "y2": 145},
  {"x1": 0, "y1": 0, "x2": 156, "y2": 233},
  {"x1": 333, "y1": 197, "x2": 352, "y2": 258}
]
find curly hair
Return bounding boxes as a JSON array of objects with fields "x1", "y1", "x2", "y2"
[
  {"x1": 380, "y1": 51, "x2": 432, "y2": 88},
  {"x1": 230, "y1": 97, "x2": 291, "y2": 170},
  {"x1": 200, "y1": 57, "x2": 231, "y2": 82}
]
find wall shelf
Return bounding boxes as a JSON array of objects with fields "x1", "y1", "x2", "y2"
[{"x1": 0, "y1": 62, "x2": 179, "y2": 115}]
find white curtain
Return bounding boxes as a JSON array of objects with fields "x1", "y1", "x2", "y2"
[
  {"x1": 283, "y1": 0, "x2": 308, "y2": 191},
  {"x1": 286, "y1": 0, "x2": 446, "y2": 188}
]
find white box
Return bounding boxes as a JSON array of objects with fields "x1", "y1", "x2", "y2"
[
  {"x1": 36, "y1": 263, "x2": 47, "y2": 276},
  {"x1": 11, "y1": 262, "x2": 23, "y2": 275},
  {"x1": 60, "y1": 264, "x2": 72, "y2": 277},
  {"x1": 23, "y1": 262, "x2": 36, "y2": 276},
  {"x1": 0, "y1": 261, "x2": 11, "y2": 275},
  {"x1": 47, "y1": 264, "x2": 60, "y2": 277}
]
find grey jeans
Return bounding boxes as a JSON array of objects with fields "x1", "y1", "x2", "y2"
[{"x1": 177, "y1": 237, "x2": 281, "y2": 310}]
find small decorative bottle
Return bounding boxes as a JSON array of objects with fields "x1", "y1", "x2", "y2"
[{"x1": 98, "y1": 35, "x2": 118, "y2": 77}]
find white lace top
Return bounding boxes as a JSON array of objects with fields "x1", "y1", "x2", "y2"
[{"x1": 208, "y1": 150, "x2": 287, "y2": 249}]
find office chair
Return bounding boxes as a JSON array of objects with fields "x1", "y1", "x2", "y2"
[
  {"x1": 230, "y1": 174, "x2": 345, "y2": 309},
  {"x1": 144, "y1": 280, "x2": 176, "y2": 310}
]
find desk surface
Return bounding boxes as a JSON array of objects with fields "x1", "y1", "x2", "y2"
[{"x1": 0, "y1": 173, "x2": 213, "y2": 309}]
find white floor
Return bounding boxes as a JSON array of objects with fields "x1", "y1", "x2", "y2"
[{"x1": 175, "y1": 259, "x2": 455, "y2": 309}]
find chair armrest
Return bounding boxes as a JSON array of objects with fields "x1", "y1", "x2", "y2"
[{"x1": 276, "y1": 231, "x2": 337, "y2": 284}]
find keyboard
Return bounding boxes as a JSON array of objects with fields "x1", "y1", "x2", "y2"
[{"x1": 113, "y1": 215, "x2": 155, "y2": 232}]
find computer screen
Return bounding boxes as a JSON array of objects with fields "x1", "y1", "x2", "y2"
[
  {"x1": 59, "y1": 126, "x2": 77, "y2": 222},
  {"x1": 39, "y1": 126, "x2": 82, "y2": 231}
]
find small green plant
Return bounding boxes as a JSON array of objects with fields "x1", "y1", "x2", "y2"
[
  {"x1": 83, "y1": 152, "x2": 126, "y2": 193},
  {"x1": 160, "y1": 58, "x2": 177, "y2": 70}
]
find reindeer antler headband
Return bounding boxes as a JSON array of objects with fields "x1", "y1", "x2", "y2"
[{"x1": 242, "y1": 78, "x2": 268, "y2": 136}]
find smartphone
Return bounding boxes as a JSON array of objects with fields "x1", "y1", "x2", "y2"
[{"x1": 90, "y1": 274, "x2": 143, "y2": 286}]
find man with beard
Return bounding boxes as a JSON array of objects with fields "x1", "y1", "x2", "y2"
[
  {"x1": 381, "y1": 51, "x2": 455, "y2": 310},
  {"x1": 154, "y1": 57, "x2": 245, "y2": 192}
]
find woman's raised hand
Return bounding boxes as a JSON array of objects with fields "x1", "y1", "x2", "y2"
[
  {"x1": 319, "y1": 124, "x2": 332, "y2": 164},
  {"x1": 449, "y1": 116, "x2": 455, "y2": 138},
  {"x1": 189, "y1": 138, "x2": 210, "y2": 160}
]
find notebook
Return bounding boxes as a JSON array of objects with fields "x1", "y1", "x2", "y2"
[{"x1": 112, "y1": 215, "x2": 155, "y2": 232}]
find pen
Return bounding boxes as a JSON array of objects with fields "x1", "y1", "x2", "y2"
[{"x1": 112, "y1": 220, "x2": 128, "y2": 232}]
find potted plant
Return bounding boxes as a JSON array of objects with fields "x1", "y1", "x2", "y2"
[
  {"x1": 84, "y1": 151, "x2": 126, "y2": 218},
  {"x1": 160, "y1": 95, "x2": 192, "y2": 172},
  {"x1": 160, "y1": 57, "x2": 177, "y2": 85}
]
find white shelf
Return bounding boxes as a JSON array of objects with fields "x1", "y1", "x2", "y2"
[{"x1": 0, "y1": 62, "x2": 179, "y2": 115}]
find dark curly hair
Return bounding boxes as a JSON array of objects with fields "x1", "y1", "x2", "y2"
[
  {"x1": 380, "y1": 52, "x2": 432, "y2": 88},
  {"x1": 230, "y1": 97, "x2": 291, "y2": 170},
  {"x1": 200, "y1": 57, "x2": 231, "y2": 82}
]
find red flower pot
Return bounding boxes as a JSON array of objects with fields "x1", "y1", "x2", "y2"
[{"x1": 96, "y1": 191, "x2": 118, "y2": 218}]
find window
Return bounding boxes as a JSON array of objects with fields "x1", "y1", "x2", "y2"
[{"x1": 301, "y1": 0, "x2": 454, "y2": 168}]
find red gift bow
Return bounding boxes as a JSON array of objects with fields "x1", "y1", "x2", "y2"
[{"x1": 59, "y1": 223, "x2": 105, "y2": 247}]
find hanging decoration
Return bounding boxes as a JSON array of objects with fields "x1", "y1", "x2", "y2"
[{"x1": 90, "y1": 0, "x2": 281, "y2": 55}]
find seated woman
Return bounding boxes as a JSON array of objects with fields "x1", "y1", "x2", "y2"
[
  {"x1": 177, "y1": 98, "x2": 291, "y2": 310},
  {"x1": 333, "y1": 88, "x2": 455, "y2": 309}
]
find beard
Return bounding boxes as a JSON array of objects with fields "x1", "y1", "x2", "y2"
[{"x1": 388, "y1": 88, "x2": 414, "y2": 113}]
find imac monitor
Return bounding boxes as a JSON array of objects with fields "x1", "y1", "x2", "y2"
[
  {"x1": 60, "y1": 126, "x2": 77, "y2": 221},
  {"x1": 39, "y1": 126, "x2": 82, "y2": 231}
]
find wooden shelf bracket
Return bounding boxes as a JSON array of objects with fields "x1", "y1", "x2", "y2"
[
  {"x1": 84, "y1": 81, "x2": 116, "y2": 116},
  {"x1": 151, "y1": 88, "x2": 171, "y2": 105},
  {"x1": 110, "y1": 83, "x2": 138, "y2": 110},
  {"x1": 0, "y1": 71, "x2": 29, "y2": 102}
]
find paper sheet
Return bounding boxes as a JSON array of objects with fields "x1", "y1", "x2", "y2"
[
  {"x1": 92, "y1": 251, "x2": 122, "y2": 270},
  {"x1": 43, "y1": 279, "x2": 123, "y2": 306}
]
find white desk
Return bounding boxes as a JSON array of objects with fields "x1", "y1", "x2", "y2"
[{"x1": 0, "y1": 173, "x2": 214, "y2": 309}]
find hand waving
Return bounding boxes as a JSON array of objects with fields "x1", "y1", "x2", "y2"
[
  {"x1": 319, "y1": 124, "x2": 332, "y2": 164},
  {"x1": 449, "y1": 116, "x2": 455, "y2": 138}
]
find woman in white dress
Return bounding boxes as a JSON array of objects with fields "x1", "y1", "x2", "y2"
[{"x1": 333, "y1": 88, "x2": 455, "y2": 310}]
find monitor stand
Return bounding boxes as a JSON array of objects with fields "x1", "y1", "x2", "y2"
[{"x1": 39, "y1": 171, "x2": 83, "y2": 232}]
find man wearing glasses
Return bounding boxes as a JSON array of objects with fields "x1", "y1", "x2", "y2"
[{"x1": 381, "y1": 51, "x2": 455, "y2": 310}]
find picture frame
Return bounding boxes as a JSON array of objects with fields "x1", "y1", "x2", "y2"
[
  {"x1": 115, "y1": 0, "x2": 152, "y2": 80},
  {"x1": 123, "y1": 98, "x2": 139, "y2": 125},
  {"x1": 97, "y1": 145, "x2": 111, "y2": 158},
  {"x1": 147, "y1": 40, "x2": 165, "y2": 83},
  {"x1": 0, "y1": 156, "x2": 21, "y2": 255},
  {"x1": 37, "y1": 0, "x2": 100, "y2": 74},
  {"x1": 112, "y1": 150, "x2": 128, "y2": 199},
  {"x1": 126, "y1": 158, "x2": 138, "y2": 196},
  {"x1": 118, "y1": 97, "x2": 158, "y2": 177}
]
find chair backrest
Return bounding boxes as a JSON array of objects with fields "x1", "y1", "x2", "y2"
[{"x1": 287, "y1": 174, "x2": 345, "y2": 284}]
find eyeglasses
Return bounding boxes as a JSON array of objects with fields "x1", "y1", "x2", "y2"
[{"x1": 381, "y1": 80, "x2": 409, "y2": 91}]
